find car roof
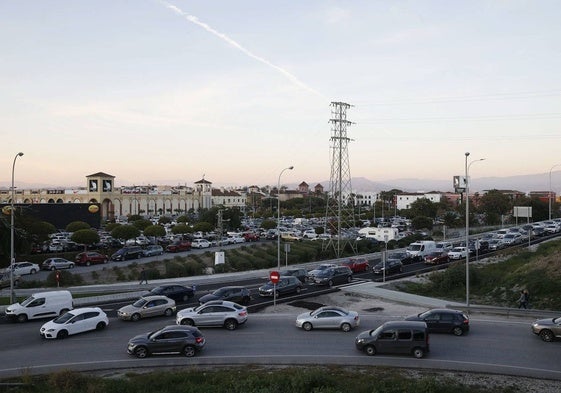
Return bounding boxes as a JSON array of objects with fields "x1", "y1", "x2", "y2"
[{"x1": 140, "y1": 295, "x2": 170, "y2": 301}]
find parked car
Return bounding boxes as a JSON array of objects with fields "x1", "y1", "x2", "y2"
[
  {"x1": 279, "y1": 268, "x2": 308, "y2": 283},
  {"x1": 296, "y1": 306, "x2": 360, "y2": 332},
  {"x1": 372, "y1": 259, "x2": 403, "y2": 275},
  {"x1": 341, "y1": 258, "x2": 370, "y2": 273},
  {"x1": 313, "y1": 266, "x2": 353, "y2": 286},
  {"x1": 143, "y1": 245, "x2": 164, "y2": 257},
  {"x1": 176, "y1": 300, "x2": 248, "y2": 330},
  {"x1": 531, "y1": 316, "x2": 561, "y2": 342},
  {"x1": 242, "y1": 232, "x2": 260, "y2": 242},
  {"x1": 198, "y1": 286, "x2": 251, "y2": 305},
  {"x1": 41, "y1": 258, "x2": 75, "y2": 271},
  {"x1": 166, "y1": 240, "x2": 192, "y2": 253},
  {"x1": 259, "y1": 276, "x2": 303, "y2": 297},
  {"x1": 117, "y1": 295, "x2": 176, "y2": 322},
  {"x1": 405, "y1": 308, "x2": 469, "y2": 336},
  {"x1": 355, "y1": 321, "x2": 429, "y2": 358},
  {"x1": 127, "y1": 325, "x2": 205, "y2": 358},
  {"x1": 9, "y1": 262, "x2": 40, "y2": 275},
  {"x1": 75, "y1": 251, "x2": 109, "y2": 266},
  {"x1": 39, "y1": 307, "x2": 108, "y2": 339},
  {"x1": 191, "y1": 239, "x2": 212, "y2": 249},
  {"x1": 448, "y1": 247, "x2": 468, "y2": 260},
  {"x1": 0, "y1": 272, "x2": 21, "y2": 289},
  {"x1": 280, "y1": 232, "x2": 302, "y2": 242},
  {"x1": 424, "y1": 251, "x2": 449, "y2": 265},
  {"x1": 306, "y1": 263, "x2": 338, "y2": 281},
  {"x1": 111, "y1": 246, "x2": 144, "y2": 261},
  {"x1": 146, "y1": 284, "x2": 196, "y2": 303}
]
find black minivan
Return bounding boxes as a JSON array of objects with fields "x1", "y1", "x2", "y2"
[{"x1": 355, "y1": 321, "x2": 429, "y2": 358}]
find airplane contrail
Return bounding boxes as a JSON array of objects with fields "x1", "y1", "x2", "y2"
[{"x1": 159, "y1": 1, "x2": 326, "y2": 99}]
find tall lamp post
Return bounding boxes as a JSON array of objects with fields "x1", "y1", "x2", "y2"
[
  {"x1": 548, "y1": 164, "x2": 561, "y2": 220},
  {"x1": 10, "y1": 152, "x2": 24, "y2": 304},
  {"x1": 465, "y1": 152, "x2": 485, "y2": 307},
  {"x1": 277, "y1": 166, "x2": 294, "y2": 270}
]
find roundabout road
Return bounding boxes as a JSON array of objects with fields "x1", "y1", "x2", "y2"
[{"x1": 0, "y1": 311, "x2": 559, "y2": 380}]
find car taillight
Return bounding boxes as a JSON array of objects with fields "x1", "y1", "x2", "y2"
[
  {"x1": 354, "y1": 316, "x2": 359, "y2": 321},
  {"x1": 195, "y1": 337, "x2": 204, "y2": 344},
  {"x1": 463, "y1": 318, "x2": 469, "y2": 325},
  {"x1": 239, "y1": 311, "x2": 247, "y2": 316}
]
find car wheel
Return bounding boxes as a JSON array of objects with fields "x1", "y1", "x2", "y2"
[
  {"x1": 17, "y1": 314, "x2": 28, "y2": 323},
  {"x1": 69, "y1": 264, "x2": 75, "y2": 269},
  {"x1": 347, "y1": 276, "x2": 352, "y2": 283},
  {"x1": 412, "y1": 347, "x2": 425, "y2": 358},
  {"x1": 96, "y1": 321, "x2": 106, "y2": 330},
  {"x1": 295, "y1": 286, "x2": 301, "y2": 294},
  {"x1": 180, "y1": 319, "x2": 195, "y2": 326},
  {"x1": 182, "y1": 345, "x2": 196, "y2": 357},
  {"x1": 182, "y1": 294, "x2": 190, "y2": 302},
  {"x1": 30, "y1": 268, "x2": 37, "y2": 274},
  {"x1": 224, "y1": 319, "x2": 238, "y2": 331},
  {"x1": 57, "y1": 330, "x2": 69, "y2": 339},
  {"x1": 164, "y1": 308, "x2": 174, "y2": 317},
  {"x1": 131, "y1": 313, "x2": 141, "y2": 322},
  {"x1": 452, "y1": 326, "x2": 464, "y2": 336},
  {"x1": 104, "y1": 259, "x2": 108, "y2": 264},
  {"x1": 328, "y1": 280, "x2": 333, "y2": 287},
  {"x1": 51, "y1": 266, "x2": 56, "y2": 271},
  {"x1": 302, "y1": 322, "x2": 313, "y2": 331},
  {"x1": 341, "y1": 323, "x2": 351, "y2": 332},
  {"x1": 86, "y1": 261, "x2": 91, "y2": 266},
  {"x1": 540, "y1": 329, "x2": 554, "y2": 342},
  {"x1": 365, "y1": 345, "x2": 376, "y2": 356},
  {"x1": 134, "y1": 346, "x2": 149, "y2": 358}
]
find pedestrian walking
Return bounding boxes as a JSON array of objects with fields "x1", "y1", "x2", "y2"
[
  {"x1": 518, "y1": 289, "x2": 528, "y2": 309},
  {"x1": 139, "y1": 267, "x2": 148, "y2": 285}
]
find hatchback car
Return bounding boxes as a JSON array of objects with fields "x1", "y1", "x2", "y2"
[
  {"x1": 198, "y1": 286, "x2": 251, "y2": 305},
  {"x1": 165, "y1": 241, "x2": 192, "y2": 252},
  {"x1": 386, "y1": 251, "x2": 418, "y2": 265},
  {"x1": 176, "y1": 300, "x2": 248, "y2": 330},
  {"x1": 259, "y1": 276, "x2": 303, "y2": 297},
  {"x1": 41, "y1": 258, "x2": 75, "y2": 271},
  {"x1": 75, "y1": 251, "x2": 109, "y2": 266},
  {"x1": 313, "y1": 266, "x2": 353, "y2": 286},
  {"x1": 405, "y1": 308, "x2": 469, "y2": 336},
  {"x1": 279, "y1": 268, "x2": 308, "y2": 283},
  {"x1": 117, "y1": 295, "x2": 176, "y2": 322},
  {"x1": 296, "y1": 306, "x2": 360, "y2": 332},
  {"x1": 10, "y1": 262, "x2": 40, "y2": 275},
  {"x1": 111, "y1": 246, "x2": 144, "y2": 261},
  {"x1": 424, "y1": 251, "x2": 450, "y2": 265},
  {"x1": 448, "y1": 247, "x2": 468, "y2": 260},
  {"x1": 341, "y1": 258, "x2": 370, "y2": 273},
  {"x1": 39, "y1": 307, "x2": 108, "y2": 339},
  {"x1": 306, "y1": 263, "x2": 337, "y2": 281},
  {"x1": 191, "y1": 239, "x2": 212, "y2": 248},
  {"x1": 146, "y1": 284, "x2": 195, "y2": 303},
  {"x1": 372, "y1": 259, "x2": 403, "y2": 275},
  {"x1": 143, "y1": 245, "x2": 164, "y2": 257},
  {"x1": 355, "y1": 321, "x2": 429, "y2": 358},
  {"x1": 531, "y1": 316, "x2": 561, "y2": 342},
  {"x1": 127, "y1": 325, "x2": 205, "y2": 358}
]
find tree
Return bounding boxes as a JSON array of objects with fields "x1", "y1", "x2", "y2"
[
  {"x1": 111, "y1": 225, "x2": 140, "y2": 241},
  {"x1": 176, "y1": 215, "x2": 189, "y2": 224},
  {"x1": 66, "y1": 221, "x2": 90, "y2": 232},
  {"x1": 411, "y1": 216, "x2": 433, "y2": 231},
  {"x1": 260, "y1": 219, "x2": 277, "y2": 230},
  {"x1": 193, "y1": 222, "x2": 213, "y2": 233},
  {"x1": 172, "y1": 223, "x2": 191, "y2": 235},
  {"x1": 158, "y1": 216, "x2": 172, "y2": 225},
  {"x1": 28, "y1": 221, "x2": 57, "y2": 243},
  {"x1": 478, "y1": 190, "x2": 513, "y2": 225},
  {"x1": 132, "y1": 219, "x2": 152, "y2": 231},
  {"x1": 71, "y1": 229, "x2": 100, "y2": 251},
  {"x1": 143, "y1": 224, "x2": 166, "y2": 238},
  {"x1": 409, "y1": 198, "x2": 438, "y2": 220}
]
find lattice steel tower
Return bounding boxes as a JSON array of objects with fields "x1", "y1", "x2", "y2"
[{"x1": 323, "y1": 101, "x2": 356, "y2": 258}]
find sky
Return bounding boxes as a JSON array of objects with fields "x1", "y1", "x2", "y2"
[{"x1": 1, "y1": 0, "x2": 561, "y2": 190}]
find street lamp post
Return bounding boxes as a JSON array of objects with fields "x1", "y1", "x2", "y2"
[
  {"x1": 277, "y1": 166, "x2": 294, "y2": 270},
  {"x1": 465, "y1": 152, "x2": 485, "y2": 307},
  {"x1": 10, "y1": 152, "x2": 24, "y2": 304},
  {"x1": 548, "y1": 164, "x2": 561, "y2": 220}
]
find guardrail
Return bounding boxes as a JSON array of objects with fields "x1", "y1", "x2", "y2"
[{"x1": 446, "y1": 304, "x2": 560, "y2": 319}]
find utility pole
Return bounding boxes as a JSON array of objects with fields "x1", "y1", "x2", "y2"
[{"x1": 323, "y1": 101, "x2": 356, "y2": 257}]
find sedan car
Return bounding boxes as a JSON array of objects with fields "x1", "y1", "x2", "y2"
[
  {"x1": 146, "y1": 284, "x2": 195, "y2": 303},
  {"x1": 531, "y1": 316, "x2": 561, "y2": 342},
  {"x1": 386, "y1": 251, "x2": 418, "y2": 265},
  {"x1": 9, "y1": 262, "x2": 40, "y2": 275},
  {"x1": 448, "y1": 247, "x2": 468, "y2": 260},
  {"x1": 372, "y1": 259, "x2": 403, "y2": 275},
  {"x1": 296, "y1": 306, "x2": 359, "y2": 332},
  {"x1": 117, "y1": 295, "x2": 176, "y2": 322},
  {"x1": 341, "y1": 258, "x2": 370, "y2": 273},
  {"x1": 39, "y1": 307, "x2": 108, "y2": 339},
  {"x1": 143, "y1": 245, "x2": 164, "y2": 257},
  {"x1": 41, "y1": 258, "x2": 75, "y2": 271},
  {"x1": 198, "y1": 286, "x2": 251, "y2": 305},
  {"x1": 423, "y1": 251, "x2": 449, "y2": 265},
  {"x1": 165, "y1": 241, "x2": 192, "y2": 252},
  {"x1": 127, "y1": 325, "x2": 205, "y2": 358},
  {"x1": 313, "y1": 266, "x2": 353, "y2": 286},
  {"x1": 191, "y1": 239, "x2": 212, "y2": 249},
  {"x1": 75, "y1": 251, "x2": 109, "y2": 266},
  {"x1": 405, "y1": 308, "x2": 469, "y2": 336},
  {"x1": 176, "y1": 300, "x2": 248, "y2": 330}
]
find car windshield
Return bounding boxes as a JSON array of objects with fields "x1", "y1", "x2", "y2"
[
  {"x1": 132, "y1": 298, "x2": 148, "y2": 308},
  {"x1": 389, "y1": 252, "x2": 406, "y2": 259},
  {"x1": 418, "y1": 310, "x2": 433, "y2": 318},
  {"x1": 150, "y1": 287, "x2": 164, "y2": 295},
  {"x1": 53, "y1": 312, "x2": 75, "y2": 324},
  {"x1": 212, "y1": 288, "x2": 229, "y2": 296},
  {"x1": 20, "y1": 296, "x2": 36, "y2": 307},
  {"x1": 554, "y1": 317, "x2": 561, "y2": 324},
  {"x1": 148, "y1": 328, "x2": 164, "y2": 339}
]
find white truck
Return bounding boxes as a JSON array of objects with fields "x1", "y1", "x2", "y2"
[
  {"x1": 406, "y1": 240, "x2": 437, "y2": 261},
  {"x1": 357, "y1": 227, "x2": 399, "y2": 242},
  {"x1": 5, "y1": 290, "x2": 73, "y2": 323}
]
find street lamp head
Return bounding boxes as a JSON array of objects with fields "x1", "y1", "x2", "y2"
[
  {"x1": 288, "y1": 166, "x2": 294, "y2": 170},
  {"x1": 17, "y1": 152, "x2": 24, "y2": 157},
  {"x1": 465, "y1": 152, "x2": 470, "y2": 157}
]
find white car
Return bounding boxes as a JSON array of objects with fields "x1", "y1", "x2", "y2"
[
  {"x1": 10, "y1": 262, "x2": 40, "y2": 275},
  {"x1": 39, "y1": 307, "x2": 109, "y2": 339},
  {"x1": 192, "y1": 239, "x2": 212, "y2": 249},
  {"x1": 448, "y1": 247, "x2": 468, "y2": 260}
]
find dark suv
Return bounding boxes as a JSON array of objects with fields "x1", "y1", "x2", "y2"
[
  {"x1": 259, "y1": 276, "x2": 303, "y2": 297},
  {"x1": 111, "y1": 246, "x2": 144, "y2": 261},
  {"x1": 127, "y1": 325, "x2": 205, "y2": 358},
  {"x1": 405, "y1": 308, "x2": 470, "y2": 336},
  {"x1": 313, "y1": 266, "x2": 353, "y2": 286},
  {"x1": 198, "y1": 286, "x2": 251, "y2": 305},
  {"x1": 372, "y1": 259, "x2": 403, "y2": 275}
]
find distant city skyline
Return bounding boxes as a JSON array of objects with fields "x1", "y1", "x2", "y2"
[{"x1": 2, "y1": 2, "x2": 560, "y2": 188}]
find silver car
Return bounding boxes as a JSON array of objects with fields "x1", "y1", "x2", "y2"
[
  {"x1": 41, "y1": 258, "x2": 75, "y2": 271},
  {"x1": 117, "y1": 295, "x2": 176, "y2": 322},
  {"x1": 176, "y1": 300, "x2": 248, "y2": 330},
  {"x1": 296, "y1": 306, "x2": 360, "y2": 332},
  {"x1": 531, "y1": 316, "x2": 561, "y2": 342}
]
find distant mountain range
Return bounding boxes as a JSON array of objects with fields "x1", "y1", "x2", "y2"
[{"x1": 2, "y1": 171, "x2": 560, "y2": 194}]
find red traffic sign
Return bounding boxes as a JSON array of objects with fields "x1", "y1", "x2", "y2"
[{"x1": 269, "y1": 270, "x2": 280, "y2": 284}]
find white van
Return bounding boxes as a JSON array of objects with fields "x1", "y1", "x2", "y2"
[
  {"x1": 406, "y1": 241, "x2": 437, "y2": 260},
  {"x1": 5, "y1": 290, "x2": 73, "y2": 323}
]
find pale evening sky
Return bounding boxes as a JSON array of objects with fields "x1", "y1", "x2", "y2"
[{"x1": 1, "y1": 1, "x2": 560, "y2": 189}]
